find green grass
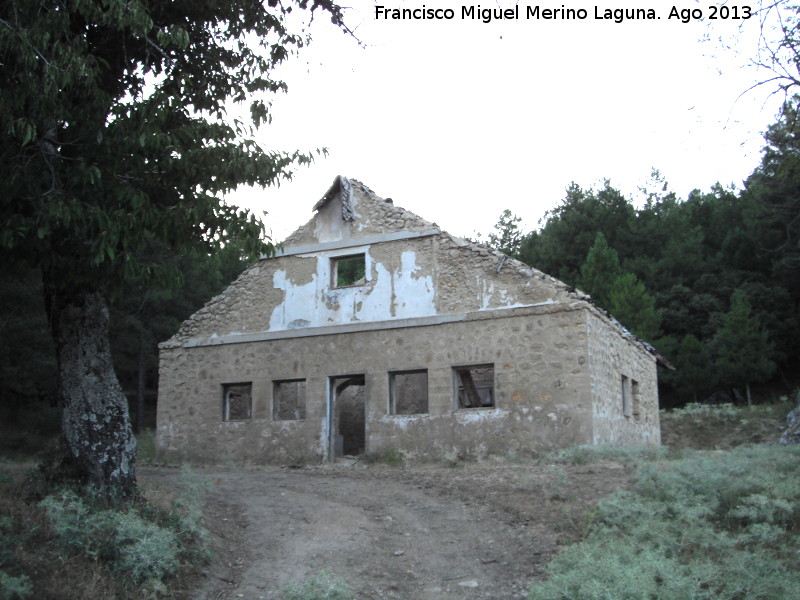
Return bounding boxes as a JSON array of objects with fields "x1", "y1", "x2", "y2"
[
  {"x1": 135, "y1": 429, "x2": 157, "y2": 465},
  {"x1": 281, "y1": 569, "x2": 353, "y2": 600},
  {"x1": 361, "y1": 448, "x2": 404, "y2": 467},
  {"x1": 545, "y1": 444, "x2": 672, "y2": 466},
  {"x1": 529, "y1": 444, "x2": 800, "y2": 600}
]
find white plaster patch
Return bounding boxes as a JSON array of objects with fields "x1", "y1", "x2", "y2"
[
  {"x1": 454, "y1": 409, "x2": 504, "y2": 423},
  {"x1": 268, "y1": 249, "x2": 436, "y2": 332},
  {"x1": 380, "y1": 414, "x2": 428, "y2": 429}
]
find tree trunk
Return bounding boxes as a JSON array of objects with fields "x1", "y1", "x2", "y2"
[
  {"x1": 746, "y1": 382, "x2": 752, "y2": 407},
  {"x1": 47, "y1": 286, "x2": 137, "y2": 499}
]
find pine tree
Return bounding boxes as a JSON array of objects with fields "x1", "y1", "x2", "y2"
[
  {"x1": 665, "y1": 334, "x2": 715, "y2": 403},
  {"x1": 607, "y1": 273, "x2": 662, "y2": 342},
  {"x1": 713, "y1": 291, "x2": 776, "y2": 405},
  {"x1": 577, "y1": 232, "x2": 624, "y2": 309},
  {"x1": 488, "y1": 210, "x2": 523, "y2": 258}
]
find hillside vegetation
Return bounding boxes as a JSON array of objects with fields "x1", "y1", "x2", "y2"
[{"x1": 2, "y1": 400, "x2": 798, "y2": 599}]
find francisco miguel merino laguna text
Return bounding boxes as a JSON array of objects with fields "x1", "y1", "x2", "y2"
[{"x1": 374, "y1": 4, "x2": 753, "y2": 23}]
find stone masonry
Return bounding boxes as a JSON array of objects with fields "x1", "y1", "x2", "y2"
[{"x1": 156, "y1": 177, "x2": 661, "y2": 464}]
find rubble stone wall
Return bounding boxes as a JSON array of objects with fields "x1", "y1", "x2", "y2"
[
  {"x1": 586, "y1": 310, "x2": 661, "y2": 446},
  {"x1": 157, "y1": 179, "x2": 661, "y2": 464},
  {"x1": 156, "y1": 305, "x2": 658, "y2": 464}
]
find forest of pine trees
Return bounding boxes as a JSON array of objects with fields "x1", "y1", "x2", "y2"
[
  {"x1": 3, "y1": 104, "x2": 800, "y2": 445},
  {"x1": 489, "y1": 102, "x2": 800, "y2": 407}
]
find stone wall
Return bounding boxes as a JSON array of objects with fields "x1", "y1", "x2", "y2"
[
  {"x1": 162, "y1": 229, "x2": 588, "y2": 350},
  {"x1": 156, "y1": 304, "x2": 659, "y2": 465},
  {"x1": 586, "y1": 310, "x2": 661, "y2": 446},
  {"x1": 157, "y1": 178, "x2": 662, "y2": 464}
]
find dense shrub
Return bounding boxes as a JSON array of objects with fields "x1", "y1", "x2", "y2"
[
  {"x1": 40, "y1": 491, "x2": 180, "y2": 588},
  {"x1": 529, "y1": 445, "x2": 800, "y2": 600},
  {"x1": 39, "y1": 467, "x2": 211, "y2": 592}
]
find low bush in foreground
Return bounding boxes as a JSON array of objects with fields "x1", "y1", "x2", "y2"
[
  {"x1": 0, "y1": 468, "x2": 210, "y2": 600},
  {"x1": 281, "y1": 569, "x2": 353, "y2": 600},
  {"x1": 529, "y1": 444, "x2": 800, "y2": 600}
]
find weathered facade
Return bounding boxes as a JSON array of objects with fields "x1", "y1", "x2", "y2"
[{"x1": 156, "y1": 177, "x2": 661, "y2": 464}]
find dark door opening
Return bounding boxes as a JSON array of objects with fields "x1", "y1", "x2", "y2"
[{"x1": 329, "y1": 375, "x2": 366, "y2": 458}]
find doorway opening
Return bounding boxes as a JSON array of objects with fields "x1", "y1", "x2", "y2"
[{"x1": 328, "y1": 375, "x2": 366, "y2": 459}]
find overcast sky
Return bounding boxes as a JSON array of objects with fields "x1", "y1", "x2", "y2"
[{"x1": 228, "y1": 0, "x2": 786, "y2": 242}]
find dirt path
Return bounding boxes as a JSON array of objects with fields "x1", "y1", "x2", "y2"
[{"x1": 142, "y1": 460, "x2": 634, "y2": 600}]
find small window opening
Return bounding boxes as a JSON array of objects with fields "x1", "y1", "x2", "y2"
[
  {"x1": 390, "y1": 370, "x2": 428, "y2": 415},
  {"x1": 223, "y1": 383, "x2": 252, "y2": 421},
  {"x1": 273, "y1": 379, "x2": 306, "y2": 420},
  {"x1": 454, "y1": 365, "x2": 495, "y2": 409},
  {"x1": 332, "y1": 254, "x2": 366, "y2": 287},
  {"x1": 621, "y1": 375, "x2": 632, "y2": 418}
]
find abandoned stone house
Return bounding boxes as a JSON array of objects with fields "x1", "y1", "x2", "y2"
[{"x1": 156, "y1": 176, "x2": 662, "y2": 464}]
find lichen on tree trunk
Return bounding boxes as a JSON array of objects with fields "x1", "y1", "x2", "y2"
[{"x1": 47, "y1": 287, "x2": 137, "y2": 499}]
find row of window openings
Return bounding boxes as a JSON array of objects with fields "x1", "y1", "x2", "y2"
[{"x1": 221, "y1": 365, "x2": 495, "y2": 422}]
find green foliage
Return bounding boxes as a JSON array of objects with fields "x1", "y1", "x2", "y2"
[
  {"x1": 607, "y1": 272, "x2": 662, "y2": 341},
  {"x1": 488, "y1": 209, "x2": 523, "y2": 258},
  {"x1": 546, "y1": 445, "x2": 670, "y2": 466},
  {"x1": 334, "y1": 255, "x2": 366, "y2": 287},
  {"x1": 111, "y1": 244, "x2": 252, "y2": 432},
  {"x1": 0, "y1": 571, "x2": 32, "y2": 600},
  {"x1": 135, "y1": 429, "x2": 157, "y2": 466},
  {"x1": 165, "y1": 467, "x2": 213, "y2": 559},
  {"x1": 529, "y1": 445, "x2": 800, "y2": 600},
  {"x1": 745, "y1": 99, "x2": 800, "y2": 276},
  {"x1": 281, "y1": 569, "x2": 354, "y2": 600},
  {"x1": 0, "y1": 0, "x2": 348, "y2": 284},
  {"x1": 362, "y1": 448, "x2": 405, "y2": 467},
  {"x1": 576, "y1": 233, "x2": 661, "y2": 341},
  {"x1": 40, "y1": 490, "x2": 180, "y2": 587},
  {"x1": 0, "y1": 516, "x2": 32, "y2": 600},
  {"x1": 666, "y1": 402, "x2": 741, "y2": 423},
  {"x1": 657, "y1": 334, "x2": 716, "y2": 402},
  {"x1": 712, "y1": 291, "x2": 776, "y2": 400},
  {"x1": 0, "y1": 0, "x2": 349, "y2": 493},
  {"x1": 576, "y1": 232, "x2": 623, "y2": 308},
  {"x1": 519, "y1": 182, "x2": 636, "y2": 283},
  {"x1": 0, "y1": 264, "x2": 58, "y2": 408},
  {"x1": 513, "y1": 168, "x2": 799, "y2": 406},
  {"x1": 39, "y1": 466, "x2": 212, "y2": 590}
]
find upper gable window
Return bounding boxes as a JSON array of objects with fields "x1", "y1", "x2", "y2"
[{"x1": 332, "y1": 254, "x2": 366, "y2": 288}]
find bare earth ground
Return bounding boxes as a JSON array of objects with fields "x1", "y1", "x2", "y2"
[{"x1": 141, "y1": 460, "x2": 635, "y2": 600}]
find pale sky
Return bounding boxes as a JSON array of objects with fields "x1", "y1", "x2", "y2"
[{"x1": 228, "y1": 0, "x2": 787, "y2": 242}]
